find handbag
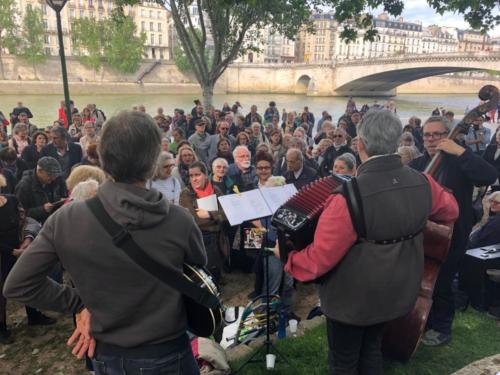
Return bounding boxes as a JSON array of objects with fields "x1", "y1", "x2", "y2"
[{"x1": 85, "y1": 196, "x2": 223, "y2": 338}]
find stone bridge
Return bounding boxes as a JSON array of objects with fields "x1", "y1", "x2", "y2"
[{"x1": 223, "y1": 52, "x2": 500, "y2": 97}]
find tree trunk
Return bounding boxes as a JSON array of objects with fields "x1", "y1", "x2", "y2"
[
  {"x1": 202, "y1": 83, "x2": 214, "y2": 110},
  {"x1": 0, "y1": 49, "x2": 4, "y2": 80},
  {"x1": 33, "y1": 62, "x2": 38, "y2": 80}
]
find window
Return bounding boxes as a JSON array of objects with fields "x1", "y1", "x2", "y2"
[
  {"x1": 158, "y1": 34, "x2": 162, "y2": 45},
  {"x1": 43, "y1": 20, "x2": 48, "y2": 29},
  {"x1": 89, "y1": 10, "x2": 94, "y2": 18},
  {"x1": 157, "y1": 11, "x2": 161, "y2": 19},
  {"x1": 44, "y1": 34, "x2": 50, "y2": 43},
  {"x1": 88, "y1": 0, "x2": 93, "y2": 7},
  {"x1": 80, "y1": 9, "x2": 84, "y2": 17},
  {"x1": 70, "y1": 8, "x2": 75, "y2": 18},
  {"x1": 149, "y1": 10, "x2": 153, "y2": 18},
  {"x1": 151, "y1": 33, "x2": 154, "y2": 45},
  {"x1": 141, "y1": 9, "x2": 145, "y2": 17},
  {"x1": 79, "y1": 0, "x2": 83, "y2": 7},
  {"x1": 45, "y1": 47, "x2": 51, "y2": 55},
  {"x1": 98, "y1": 0, "x2": 102, "y2": 7},
  {"x1": 42, "y1": 4, "x2": 47, "y2": 15},
  {"x1": 157, "y1": 23, "x2": 161, "y2": 32},
  {"x1": 141, "y1": 21, "x2": 145, "y2": 31}
]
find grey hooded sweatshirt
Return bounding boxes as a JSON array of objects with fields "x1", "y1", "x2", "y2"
[{"x1": 4, "y1": 180, "x2": 207, "y2": 347}]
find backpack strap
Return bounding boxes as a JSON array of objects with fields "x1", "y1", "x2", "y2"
[{"x1": 341, "y1": 178, "x2": 367, "y2": 240}]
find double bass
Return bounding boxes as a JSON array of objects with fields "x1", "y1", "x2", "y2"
[
  {"x1": 272, "y1": 85, "x2": 499, "y2": 360},
  {"x1": 382, "y1": 84, "x2": 499, "y2": 360}
]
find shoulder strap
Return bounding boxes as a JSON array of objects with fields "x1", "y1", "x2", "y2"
[
  {"x1": 85, "y1": 196, "x2": 220, "y2": 309},
  {"x1": 342, "y1": 178, "x2": 367, "y2": 240}
]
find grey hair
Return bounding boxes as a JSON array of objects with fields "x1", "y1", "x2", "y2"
[
  {"x1": 71, "y1": 179, "x2": 99, "y2": 201},
  {"x1": 423, "y1": 116, "x2": 452, "y2": 132},
  {"x1": 153, "y1": 151, "x2": 174, "y2": 180},
  {"x1": 335, "y1": 153, "x2": 357, "y2": 171},
  {"x1": 232, "y1": 145, "x2": 250, "y2": 158},
  {"x1": 397, "y1": 145, "x2": 418, "y2": 162},
  {"x1": 288, "y1": 137, "x2": 306, "y2": 153},
  {"x1": 99, "y1": 111, "x2": 161, "y2": 183},
  {"x1": 212, "y1": 157, "x2": 229, "y2": 170},
  {"x1": 287, "y1": 148, "x2": 303, "y2": 162},
  {"x1": 13, "y1": 123, "x2": 27, "y2": 134},
  {"x1": 357, "y1": 109, "x2": 402, "y2": 157},
  {"x1": 400, "y1": 132, "x2": 415, "y2": 145},
  {"x1": 51, "y1": 125, "x2": 68, "y2": 140}
]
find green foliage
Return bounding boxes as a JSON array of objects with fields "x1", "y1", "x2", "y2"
[
  {"x1": 173, "y1": 45, "x2": 191, "y2": 72},
  {"x1": 71, "y1": 10, "x2": 146, "y2": 74},
  {"x1": 71, "y1": 18, "x2": 106, "y2": 72},
  {"x1": 0, "y1": 0, "x2": 20, "y2": 53},
  {"x1": 103, "y1": 10, "x2": 146, "y2": 74},
  {"x1": 232, "y1": 309, "x2": 500, "y2": 374},
  {"x1": 19, "y1": 6, "x2": 47, "y2": 71}
]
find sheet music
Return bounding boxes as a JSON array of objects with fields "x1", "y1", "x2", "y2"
[
  {"x1": 218, "y1": 184, "x2": 298, "y2": 226},
  {"x1": 218, "y1": 190, "x2": 272, "y2": 226},
  {"x1": 196, "y1": 194, "x2": 218, "y2": 211},
  {"x1": 259, "y1": 184, "x2": 297, "y2": 214}
]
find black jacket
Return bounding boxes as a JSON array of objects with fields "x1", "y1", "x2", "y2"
[
  {"x1": 319, "y1": 145, "x2": 355, "y2": 177},
  {"x1": 410, "y1": 148, "x2": 498, "y2": 253},
  {"x1": 284, "y1": 165, "x2": 318, "y2": 190},
  {"x1": 40, "y1": 142, "x2": 82, "y2": 178},
  {"x1": 482, "y1": 144, "x2": 500, "y2": 180},
  {"x1": 21, "y1": 144, "x2": 42, "y2": 170},
  {"x1": 15, "y1": 170, "x2": 68, "y2": 224},
  {"x1": 468, "y1": 214, "x2": 500, "y2": 249}
]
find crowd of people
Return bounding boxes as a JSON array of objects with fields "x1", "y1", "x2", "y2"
[{"x1": 0, "y1": 95, "x2": 500, "y2": 374}]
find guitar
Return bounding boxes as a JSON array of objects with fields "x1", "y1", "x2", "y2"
[{"x1": 184, "y1": 264, "x2": 224, "y2": 338}]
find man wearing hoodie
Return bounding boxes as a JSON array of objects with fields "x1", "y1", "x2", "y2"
[{"x1": 4, "y1": 111, "x2": 207, "y2": 374}]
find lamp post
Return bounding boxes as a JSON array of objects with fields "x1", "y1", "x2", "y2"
[{"x1": 47, "y1": 0, "x2": 72, "y2": 126}]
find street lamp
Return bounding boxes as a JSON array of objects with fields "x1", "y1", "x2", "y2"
[{"x1": 46, "y1": 0, "x2": 72, "y2": 127}]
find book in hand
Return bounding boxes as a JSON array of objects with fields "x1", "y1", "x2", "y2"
[{"x1": 218, "y1": 184, "x2": 297, "y2": 226}]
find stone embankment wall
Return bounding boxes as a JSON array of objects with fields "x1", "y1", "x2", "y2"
[{"x1": 0, "y1": 55, "x2": 495, "y2": 96}]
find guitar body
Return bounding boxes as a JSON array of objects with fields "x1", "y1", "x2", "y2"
[
  {"x1": 382, "y1": 221, "x2": 454, "y2": 360},
  {"x1": 183, "y1": 264, "x2": 223, "y2": 338}
]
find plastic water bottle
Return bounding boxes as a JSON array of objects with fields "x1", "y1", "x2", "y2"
[{"x1": 277, "y1": 308, "x2": 287, "y2": 339}]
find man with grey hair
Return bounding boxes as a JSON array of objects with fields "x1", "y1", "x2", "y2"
[
  {"x1": 40, "y1": 127, "x2": 82, "y2": 179},
  {"x1": 410, "y1": 115, "x2": 497, "y2": 347},
  {"x1": 228, "y1": 145, "x2": 255, "y2": 192},
  {"x1": 280, "y1": 109, "x2": 459, "y2": 374},
  {"x1": 284, "y1": 148, "x2": 318, "y2": 190}
]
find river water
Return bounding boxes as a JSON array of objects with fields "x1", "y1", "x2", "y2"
[{"x1": 0, "y1": 92, "x2": 484, "y2": 128}]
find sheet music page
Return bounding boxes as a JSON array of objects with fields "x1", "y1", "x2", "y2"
[
  {"x1": 259, "y1": 184, "x2": 298, "y2": 214},
  {"x1": 196, "y1": 194, "x2": 218, "y2": 211},
  {"x1": 218, "y1": 189, "x2": 273, "y2": 226}
]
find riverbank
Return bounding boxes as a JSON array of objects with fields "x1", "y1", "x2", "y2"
[{"x1": 0, "y1": 55, "x2": 497, "y2": 96}]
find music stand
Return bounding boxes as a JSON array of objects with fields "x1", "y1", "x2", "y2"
[{"x1": 233, "y1": 222, "x2": 289, "y2": 373}]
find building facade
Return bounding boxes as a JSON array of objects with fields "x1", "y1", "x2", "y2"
[
  {"x1": 458, "y1": 30, "x2": 490, "y2": 52},
  {"x1": 11, "y1": 0, "x2": 170, "y2": 60},
  {"x1": 421, "y1": 25, "x2": 458, "y2": 54}
]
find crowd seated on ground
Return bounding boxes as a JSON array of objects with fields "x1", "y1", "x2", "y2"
[{"x1": 0, "y1": 97, "x2": 499, "y2": 373}]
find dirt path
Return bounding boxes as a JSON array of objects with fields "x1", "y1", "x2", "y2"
[{"x1": 0, "y1": 272, "x2": 319, "y2": 374}]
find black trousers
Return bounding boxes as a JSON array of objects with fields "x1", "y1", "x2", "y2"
[
  {"x1": 326, "y1": 318, "x2": 386, "y2": 375},
  {"x1": 0, "y1": 251, "x2": 39, "y2": 328}
]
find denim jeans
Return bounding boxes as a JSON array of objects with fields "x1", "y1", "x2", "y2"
[{"x1": 92, "y1": 340, "x2": 199, "y2": 375}]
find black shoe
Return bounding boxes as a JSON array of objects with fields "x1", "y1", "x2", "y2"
[
  {"x1": 0, "y1": 329, "x2": 13, "y2": 345},
  {"x1": 28, "y1": 313, "x2": 56, "y2": 326}
]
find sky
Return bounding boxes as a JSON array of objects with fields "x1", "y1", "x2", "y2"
[
  {"x1": 326, "y1": 0, "x2": 500, "y2": 37},
  {"x1": 392, "y1": 0, "x2": 500, "y2": 37}
]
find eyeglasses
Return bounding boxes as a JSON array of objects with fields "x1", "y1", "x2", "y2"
[
  {"x1": 256, "y1": 166, "x2": 271, "y2": 171},
  {"x1": 333, "y1": 134, "x2": 344, "y2": 138},
  {"x1": 423, "y1": 131, "x2": 448, "y2": 139}
]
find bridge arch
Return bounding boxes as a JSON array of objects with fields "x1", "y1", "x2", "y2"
[{"x1": 295, "y1": 74, "x2": 311, "y2": 94}]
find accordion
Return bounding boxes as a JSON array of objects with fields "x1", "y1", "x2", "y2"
[{"x1": 271, "y1": 174, "x2": 351, "y2": 262}]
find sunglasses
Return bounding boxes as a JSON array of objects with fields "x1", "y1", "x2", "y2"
[{"x1": 333, "y1": 135, "x2": 344, "y2": 138}]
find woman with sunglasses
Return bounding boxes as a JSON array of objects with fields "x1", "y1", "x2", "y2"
[{"x1": 150, "y1": 152, "x2": 181, "y2": 204}]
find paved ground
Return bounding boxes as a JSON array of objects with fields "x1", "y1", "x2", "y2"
[{"x1": 453, "y1": 354, "x2": 500, "y2": 375}]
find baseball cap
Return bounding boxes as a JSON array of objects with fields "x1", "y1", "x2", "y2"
[{"x1": 37, "y1": 157, "x2": 62, "y2": 178}]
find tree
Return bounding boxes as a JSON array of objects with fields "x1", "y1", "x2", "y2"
[
  {"x1": 71, "y1": 17, "x2": 106, "y2": 78},
  {"x1": 121, "y1": 0, "x2": 499, "y2": 107},
  {"x1": 19, "y1": 6, "x2": 47, "y2": 79},
  {"x1": 103, "y1": 10, "x2": 146, "y2": 74},
  {"x1": 0, "y1": 0, "x2": 20, "y2": 79}
]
